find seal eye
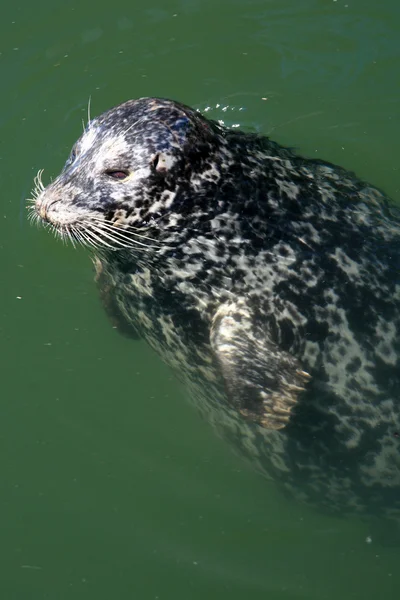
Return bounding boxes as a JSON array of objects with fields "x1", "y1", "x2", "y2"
[
  {"x1": 63, "y1": 146, "x2": 78, "y2": 171},
  {"x1": 106, "y1": 170, "x2": 129, "y2": 180}
]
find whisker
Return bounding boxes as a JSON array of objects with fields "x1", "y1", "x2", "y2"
[
  {"x1": 75, "y1": 226, "x2": 92, "y2": 249},
  {"x1": 86, "y1": 223, "x2": 127, "y2": 249},
  {"x1": 34, "y1": 169, "x2": 45, "y2": 191},
  {"x1": 87, "y1": 222, "x2": 148, "y2": 250},
  {"x1": 77, "y1": 225, "x2": 100, "y2": 247},
  {"x1": 88, "y1": 221, "x2": 160, "y2": 249},
  {"x1": 88, "y1": 214, "x2": 164, "y2": 245},
  {"x1": 79, "y1": 228, "x2": 97, "y2": 248},
  {"x1": 67, "y1": 227, "x2": 77, "y2": 249},
  {"x1": 59, "y1": 226, "x2": 68, "y2": 246},
  {"x1": 30, "y1": 214, "x2": 39, "y2": 227},
  {"x1": 49, "y1": 223, "x2": 59, "y2": 242},
  {"x1": 79, "y1": 225, "x2": 116, "y2": 249},
  {"x1": 87, "y1": 213, "x2": 144, "y2": 231},
  {"x1": 102, "y1": 115, "x2": 150, "y2": 156},
  {"x1": 31, "y1": 169, "x2": 45, "y2": 203},
  {"x1": 71, "y1": 226, "x2": 85, "y2": 247},
  {"x1": 27, "y1": 206, "x2": 37, "y2": 222},
  {"x1": 87, "y1": 95, "x2": 92, "y2": 127},
  {"x1": 77, "y1": 226, "x2": 101, "y2": 249},
  {"x1": 122, "y1": 116, "x2": 147, "y2": 139}
]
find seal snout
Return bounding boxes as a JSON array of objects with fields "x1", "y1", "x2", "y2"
[
  {"x1": 35, "y1": 191, "x2": 76, "y2": 228},
  {"x1": 36, "y1": 195, "x2": 49, "y2": 221},
  {"x1": 35, "y1": 193, "x2": 57, "y2": 224}
]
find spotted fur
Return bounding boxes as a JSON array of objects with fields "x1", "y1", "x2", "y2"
[{"x1": 32, "y1": 97, "x2": 400, "y2": 518}]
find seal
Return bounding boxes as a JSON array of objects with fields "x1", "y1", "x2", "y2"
[{"x1": 30, "y1": 97, "x2": 400, "y2": 519}]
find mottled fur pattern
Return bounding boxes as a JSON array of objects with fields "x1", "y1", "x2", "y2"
[{"x1": 33, "y1": 97, "x2": 400, "y2": 518}]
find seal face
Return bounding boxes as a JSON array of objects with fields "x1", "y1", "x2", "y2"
[{"x1": 31, "y1": 97, "x2": 400, "y2": 518}]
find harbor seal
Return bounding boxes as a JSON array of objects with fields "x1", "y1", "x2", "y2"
[{"x1": 30, "y1": 97, "x2": 400, "y2": 519}]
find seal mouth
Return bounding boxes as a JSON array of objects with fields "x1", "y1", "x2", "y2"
[{"x1": 28, "y1": 169, "x2": 163, "y2": 252}]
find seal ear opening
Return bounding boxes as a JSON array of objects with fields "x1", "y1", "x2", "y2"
[{"x1": 151, "y1": 152, "x2": 175, "y2": 173}]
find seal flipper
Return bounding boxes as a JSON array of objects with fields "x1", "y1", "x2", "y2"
[{"x1": 210, "y1": 302, "x2": 310, "y2": 430}]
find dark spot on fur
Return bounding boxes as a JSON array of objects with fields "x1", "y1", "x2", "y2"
[{"x1": 347, "y1": 357, "x2": 362, "y2": 374}]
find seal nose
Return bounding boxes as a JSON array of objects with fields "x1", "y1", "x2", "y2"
[
  {"x1": 34, "y1": 196, "x2": 47, "y2": 221},
  {"x1": 38, "y1": 200, "x2": 47, "y2": 220}
]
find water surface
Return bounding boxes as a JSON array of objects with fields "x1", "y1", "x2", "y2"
[{"x1": 1, "y1": 1, "x2": 399, "y2": 598}]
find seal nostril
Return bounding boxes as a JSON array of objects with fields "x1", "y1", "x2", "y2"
[{"x1": 37, "y1": 198, "x2": 59, "y2": 222}]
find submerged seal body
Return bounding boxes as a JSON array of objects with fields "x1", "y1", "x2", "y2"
[{"x1": 32, "y1": 97, "x2": 400, "y2": 518}]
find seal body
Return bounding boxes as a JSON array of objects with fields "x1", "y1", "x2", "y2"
[{"x1": 32, "y1": 97, "x2": 400, "y2": 518}]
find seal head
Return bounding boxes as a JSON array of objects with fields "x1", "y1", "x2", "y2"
[{"x1": 35, "y1": 98, "x2": 224, "y2": 241}]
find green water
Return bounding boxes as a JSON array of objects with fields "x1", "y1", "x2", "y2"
[{"x1": 1, "y1": 0, "x2": 400, "y2": 597}]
